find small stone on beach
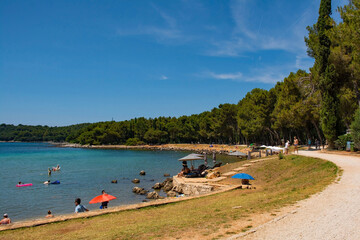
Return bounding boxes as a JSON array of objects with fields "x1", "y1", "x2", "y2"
[{"x1": 166, "y1": 190, "x2": 177, "y2": 197}]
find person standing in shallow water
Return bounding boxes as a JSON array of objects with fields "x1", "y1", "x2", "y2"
[
  {"x1": 101, "y1": 190, "x2": 109, "y2": 209},
  {"x1": 294, "y1": 137, "x2": 299, "y2": 154},
  {"x1": 48, "y1": 168, "x2": 51, "y2": 176}
]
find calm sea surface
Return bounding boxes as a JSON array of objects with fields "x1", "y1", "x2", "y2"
[{"x1": 0, "y1": 142, "x2": 235, "y2": 222}]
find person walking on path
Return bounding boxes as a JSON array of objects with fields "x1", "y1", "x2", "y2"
[
  {"x1": 294, "y1": 137, "x2": 299, "y2": 154},
  {"x1": 74, "y1": 198, "x2": 89, "y2": 213},
  {"x1": 308, "y1": 138, "x2": 312, "y2": 150},
  {"x1": 0, "y1": 214, "x2": 11, "y2": 225},
  {"x1": 285, "y1": 140, "x2": 290, "y2": 154}
]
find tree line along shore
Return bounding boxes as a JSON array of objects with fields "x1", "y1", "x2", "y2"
[{"x1": 2, "y1": 1, "x2": 360, "y2": 151}]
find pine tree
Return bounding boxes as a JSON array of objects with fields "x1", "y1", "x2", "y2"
[{"x1": 306, "y1": 0, "x2": 340, "y2": 148}]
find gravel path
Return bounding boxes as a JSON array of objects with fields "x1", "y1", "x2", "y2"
[{"x1": 229, "y1": 150, "x2": 360, "y2": 240}]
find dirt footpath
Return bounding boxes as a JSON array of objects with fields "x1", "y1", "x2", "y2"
[{"x1": 229, "y1": 150, "x2": 360, "y2": 240}]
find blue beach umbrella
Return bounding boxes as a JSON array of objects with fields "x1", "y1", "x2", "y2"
[{"x1": 231, "y1": 173, "x2": 255, "y2": 180}]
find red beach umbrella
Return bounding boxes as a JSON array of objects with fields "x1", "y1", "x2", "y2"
[{"x1": 89, "y1": 194, "x2": 117, "y2": 204}]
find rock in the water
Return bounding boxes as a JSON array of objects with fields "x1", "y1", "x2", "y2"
[
  {"x1": 142, "y1": 199, "x2": 148, "y2": 202},
  {"x1": 161, "y1": 177, "x2": 173, "y2": 186},
  {"x1": 163, "y1": 173, "x2": 170, "y2": 177},
  {"x1": 146, "y1": 191, "x2": 161, "y2": 199},
  {"x1": 139, "y1": 189, "x2": 148, "y2": 195},
  {"x1": 132, "y1": 187, "x2": 148, "y2": 195},
  {"x1": 166, "y1": 190, "x2": 177, "y2": 197},
  {"x1": 139, "y1": 170, "x2": 146, "y2": 176},
  {"x1": 163, "y1": 181, "x2": 173, "y2": 192},
  {"x1": 132, "y1": 187, "x2": 142, "y2": 193},
  {"x1": 132, "y1": 178, "x2": 140, "y2": 183},
  {"x1": 152, "y1": 182, "x2": 162, "y2": 189}
]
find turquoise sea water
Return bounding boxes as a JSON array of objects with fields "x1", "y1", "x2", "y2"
[{"x1": 0, "y1": 142, "x2": 232, "y2": 222}]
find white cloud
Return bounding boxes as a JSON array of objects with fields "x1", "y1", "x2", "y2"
[
  {"x1": 207, "y1": 0, "x2": 319, "y2": 57},
  {"x1": 246, "y1": 71, "x2": 286, "y2": 84},
  {"x1": 117, "y1": 27, "x2": 181, "y2": 40},
  {"x1": 209, "y1": 72, "x2": 243, "y2": 80},
  {"x1": 116, "y1": 4, "x2": 189, "y2": 43},
  {"x1": 203, "y1": 69, "x2": 283, "y2": 84},
  {"x1": 160, "y1": 75, "x2": 168, "y2": 80},
  {"x1": 152, "y1": 4, "x2": 177, "y2": 29},
  {"x1": 295, "y1": 54, "x2": 314, "y2": 70}
]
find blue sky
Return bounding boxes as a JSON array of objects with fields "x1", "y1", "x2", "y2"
[{"x1": 0, "y1": 0, "x2": 348, "y2": 126}]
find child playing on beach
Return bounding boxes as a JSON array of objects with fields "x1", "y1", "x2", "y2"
[{"x1": 74, "y1": 198, "x2": 89, "y2": 213}]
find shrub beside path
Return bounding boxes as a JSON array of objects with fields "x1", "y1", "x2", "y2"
[{"x1": 229, "y1": 150, "x2": 360, "y2": 240}]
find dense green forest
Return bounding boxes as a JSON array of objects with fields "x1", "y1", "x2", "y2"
[
  {"x1": 0, "y1": 123, "x2": 91, "y2": 142},
  {"x1": 1, "y1": 0, "x2": 359, "y2": 148}
]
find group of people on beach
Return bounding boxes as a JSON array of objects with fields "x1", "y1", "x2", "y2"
[
  {"x1": 178, "y1": 152, "x2": 217, "y2": 177},
  {"x1": 74, "y1": 189, "x2": 109, "y2": 213},
  {"x1": 284, "y1": 137, "x2": 322, "y2": 154},
  {"x1": 1, "y1": 189, "x2": 110, "y2": 225}
]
